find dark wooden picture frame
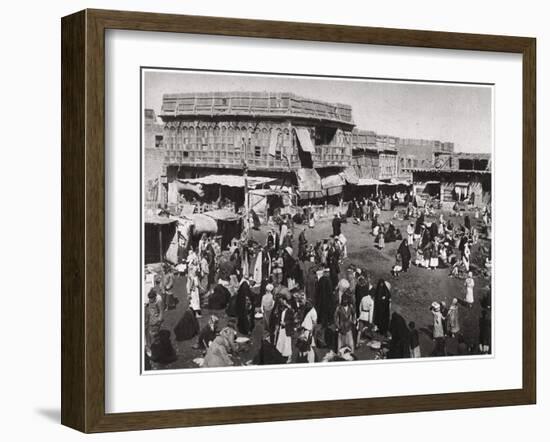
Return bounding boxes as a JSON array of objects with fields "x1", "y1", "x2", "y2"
[{"x1": 61, "y1": 9, "x2": 536, "y2": 433}]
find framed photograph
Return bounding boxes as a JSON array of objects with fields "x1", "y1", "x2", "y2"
[{"x1": 61, "y1": 9, "x2": 536, "y2": 433}]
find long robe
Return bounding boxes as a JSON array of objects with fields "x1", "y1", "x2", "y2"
[
  {"x1": 253, "y1": 250, "x2": 263, "y2": 285},
  {"x1": 429, "y1": 222, "x2": 439, "y2": 240},
  {"x1": 303, "y1": 261, "x2": 318, "y2": 302},
  {"x1": 388, "y1": 312, "x2": 410, "y2": 359},
  {"x1": 298, "y1": 230, "x2": 307, "y2": 261},
  {"x1": 415, "y1": 213, "x2": 425, "y2": 235},
  {"x1": 252, "y1": 339, "x2": 287, "y2": 365},
  {"x1": 174, "y1": 309, "x2": 199, "y2": 341},
  {"x1": 208, "y1": 283, "x2": 231, "y2": 310},
  {"x1": 332, "y1": 217, "x2": 342, "y2": 237},
  {"x1": 373, "y1": 279, "x2": 392, "y2": 335},
  {"x1": 384, "y1": 224, "x2": 397, "y2": 243},
  {"x1": 464, "y1": 215, "x2": 471, "y2": 231},
  {"x1": 397, "y1": 239, "x2": 411, "y2": 271},
  {"x1": 316, "y1": 275, "x2": 334, "y2": 327},
  {"x1": 327, "y1": 248, "x2": 340, "y2": 289},
  {"x1": 235, "y1": 281, "x2": 253, "y2": 335}
]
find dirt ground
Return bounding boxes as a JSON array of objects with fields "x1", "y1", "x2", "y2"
[{"x1": 147, "y1": 205, "x2": 491, "y2": 371}]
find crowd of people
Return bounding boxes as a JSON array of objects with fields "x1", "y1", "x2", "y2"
[{"x1": 144, "y1": 193, "x2": 493, "y2": 369}]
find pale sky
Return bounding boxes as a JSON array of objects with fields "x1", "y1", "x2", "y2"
[{"x1": 144, "y1": 69, "x2": 492, "y2": 154}]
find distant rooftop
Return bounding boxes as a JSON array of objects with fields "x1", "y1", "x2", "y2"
[
  {"x1": 351, "y1": 129, "x2": 398, "y2": 152},
  {"x1": 159, "y1": 92, "x2": 354, "y2": 125}
]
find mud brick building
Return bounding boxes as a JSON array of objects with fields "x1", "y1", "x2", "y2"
[{"x1": 152, "y1": 92, "x2": 357, "y2": 203}]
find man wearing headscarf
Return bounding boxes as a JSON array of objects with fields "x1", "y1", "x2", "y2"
[
  {"x1": 334, "y1": 294, "x2": 356, "y2": 352},
  {"x1": 354, "y1": 273, "x2": 372, "y2": 314},
  {"x1": 373, "y1": 279, "x2": 392, "y2": 335}
]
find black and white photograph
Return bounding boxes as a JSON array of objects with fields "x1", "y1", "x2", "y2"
[{"x1": 142, "y1": 69, "x2": 493, "y2": 371}]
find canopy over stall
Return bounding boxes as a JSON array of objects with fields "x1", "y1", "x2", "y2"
[
  {"x1": 177, "y1": 174, "x2": 275, "y2": 188},
  {"x1": 321, "y1": 173, "x2": 346, "y2": 196},
  {"x1": 356, "y1": 178, "x2": 385, "y2": 186},
  {"x1": 144, "y1": 215, "x2": 178, "y2": 265},
  {"x1": 203, "y1": 209, "x2": 243, "y2": 249},
  {"x1": 295, "y1": 168, "x2": 323, "y2": 200},
  {"x1": 341, "y1": 167, "x2": 359, "y2": 185}
]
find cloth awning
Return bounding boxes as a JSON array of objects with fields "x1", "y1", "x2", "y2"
[
  {"x1": 357, "y1": 178, "x2": 385, "y2": 186},
  {"x1": 341, "y1": 167, "x2": 359, "y2": 184},
  {"x1": 321, "y1": 173, "x2": 346, "y2": 189},
  {"x1": 203, "y1": 209, "x2": 242, "y2": 222},
  {"x1": 178, "y1": 174, "x2": 275, "y2": 188},
  {"x1": 295, "y1": 127, "x2": 315, "y2": 153},
  {"x1": 455, "y1": 182, "x2": 469, "y2": 187},
  {"x1": 295, "y1": 168, "x2": 322, "y2": 192},
  {"x1": 390, "y1": 178, "x2": 411, "y2": 185},
  {"x1": 144, "y1": 215, "x2": 178, "y2": 225},
  {"x1": 424, "y1": 180, "x2": 441, "y2": 185}
]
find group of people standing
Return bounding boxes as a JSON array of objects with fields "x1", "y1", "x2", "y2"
[{"x1": 144, "y1": 196, "x2": 492, "y2": 369}]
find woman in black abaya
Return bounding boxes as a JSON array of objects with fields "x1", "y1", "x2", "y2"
[
  {"x1": 373, "y1": 279, "x2": 392, "y2": 335},
  {"x1": 397, "y1": 238, "x2": 411, "y2": 272},
  {"x1": 235, "y1": 279, "x2": 254, "y2": 335},
  {"x1": 388, "y1": 311, "x2": 411, "y2": 359},
  {"x1": 414, "y1": 212, "x2": 425, "y2": 235}
]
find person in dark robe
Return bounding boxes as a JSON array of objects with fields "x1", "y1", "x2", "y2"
[
  {"x1": 464, "y1": 215, "x2": 471, "y2": 232},
  {"x1": 415, "y1": 212, "x2": 425, "y2": 235},
  {"x1": 420, "y1": 226, "x2": 432, "y2": 249},
  {"x1": 235, "y1": 279, "x2": 254, "y2": 335},
  {"x1": 332, "y1": 213, "x2": 342, "y2": 237},
  {"x1": 230, "y1": 247, "x2": 242, "y2": 273},
  {"x1": 458, "y1": 235, "x2": 469, "y2": 258},
  {"x1": 478, "y1": 309, "x2": 491, "y2": 354},
  {"x1": 173, "y1": 307, "x2": 200, "y2": 341},
  {"x1": 327, "y1": 245, "x2": 340, "y2": 289},
  {"x1": 397, "y1": 239, "x2": 411, "y2": 272},
  {"x1": 193, "y1": 315, "x2": 219, "y2": 350},
  {"x1": 251, "y1": 209, "x2": 261, "y2": 230},
  {"x1": 373, "y1": 279, "x2": 392, "y2": 335},
  {"x1": 208, "y1": 282, "x2": 231, "y2": 310},
  {"x1": 206, "y1": 244, "x2": 216, "y2": 286},
  {"x1": 480, "y1": 288, "x2": 492, "y2": 311},
  {"x1": 298, "y1": 229, "x2": 307, "y2": 261},
  {"x1": 283, "y1": 247, "x2": 297, "y2": 286},
  {"x1": 261, "y1": 247, "x2": 272, "y2": 279},
  {"x1": 371, "y1": 213, "x2": 378, "y2": 230},
  {"x1": 316, "y1": 269, "x2": 334, "y2": 327},
  {"x1": 346, "y1": 200, "x2": 354, "y2": 218},
  {"x1": 303, "y1": 259, "x2": 318, "y2": 303},
  {"x1": 150, "y1": 329, "x2": 177, "y2": 364},
  {"x1": 429, "y1": 221, "x2": 439, "y2": 240},
  {"x1": 384, "y1": 222, "x2": 397, "y2": 243},
  {"x1": 388, "y1": 311, "x2": 410, "y2": 359},
  {"x1": 252, "y1": 332, "x2": 287, "y2": 365}
]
